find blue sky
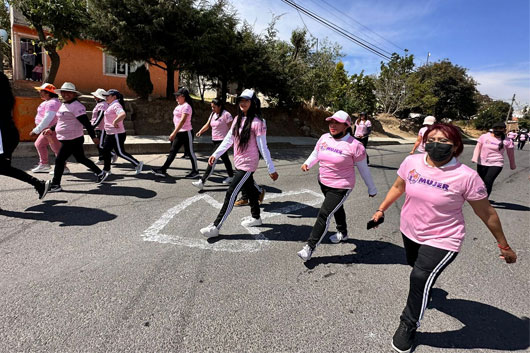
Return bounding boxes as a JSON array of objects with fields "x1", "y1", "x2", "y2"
[{"x1": 230, "y1": 0, "x2": 530, "y2": 108}]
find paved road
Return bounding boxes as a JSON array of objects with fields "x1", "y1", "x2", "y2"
[{"x1": 1, "y1": 144, "x2": 529, "y2": 353}]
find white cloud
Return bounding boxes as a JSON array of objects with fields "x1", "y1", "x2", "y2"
[{"x1": 470, "y1": 68, "x2": 530, "y2": 106}]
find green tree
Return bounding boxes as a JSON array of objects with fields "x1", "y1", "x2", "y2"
[
  {"x1": 409, "y1": 60, "x2": 479, "y2": 120},
  {"x1": 9, "y1": 0, "x2": 88, "y2": 83},
  {"x1": 474, "y1": 100, "x2": 510, "y2": 130},
  {"x1": 348, "y1": 71, "x2": 376, "y2": 114},
  {"x1": 1, "y1": 1, "x2": 10, "y2": 72},
  {"x1": 126, "y1": 65, "x2": 153, "y2": 99},
  {"x1": 374, "y1": 52, "x2": 415, "y2": 115}
]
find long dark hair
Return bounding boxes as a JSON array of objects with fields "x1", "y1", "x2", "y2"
[
  {"x1": 180, "y1": 90, "x2": 193, "y2": 110},
  {"x1": 110, "y1": 91, "x2": 126, "y2": 109},
  {"x1": 0, "y1": 72, "x2": 15, "y2": 113},
  {"x1": 233, "y1": 94, "x2": 262, "y2": 151},
  {"x1": 212, "y1": 98, "x2": 225, "y2": 120}
]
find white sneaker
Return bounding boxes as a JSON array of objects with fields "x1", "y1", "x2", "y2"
[
  {"x1": 241, "y1": 217, "x2": 262, "y2": 227},
  {"x1": 31, "y1": 164, "x2": 51, "y2": 173},
  {"x1": 330, "y1": 232, "x2": 348, "y2": 244},
  {"x1": 200, "y1": 224, "x2": 219, "y2": 238},
  {"x1": 112, "y1": 154, "x2": 118, "y2": 164},
  {"x1": 297, "y1": 245, "x2": 314, "y2": 262},
  {"x1": 135, "y1": 161, "x2": 144, "y2": 175},
  {"x1": 222, "y1": 177, "x2": 233, "y2": 184},
  {"x1": 192, "y1": 179, "x2": 204, "y2": 190}
]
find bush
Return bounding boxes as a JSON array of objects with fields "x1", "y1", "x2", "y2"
[
  {"x1": 126, "y1": 65, "x2": 153, "y2": 99},
  {"x1": 473, "y1": 100, "x2": 510, "y2": 130}
]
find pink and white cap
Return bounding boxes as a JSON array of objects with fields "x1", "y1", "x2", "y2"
[{"x1": 325, "y1": 110, "x2": 352, "y2": 126}]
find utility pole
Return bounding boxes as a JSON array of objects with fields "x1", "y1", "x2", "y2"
[
  {"x1": 426, "y1": 52, "x2": 431, "y2": 65},
  {"x1": 505, "y1": 94, "x2": 516, "y2": 123}
]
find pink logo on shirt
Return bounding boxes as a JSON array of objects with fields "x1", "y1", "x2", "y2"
[
  {"x1": 407, "y1": 169, "x2": 450, "y2": 191},
  {"x1": 320, "y1": 141, "x2": 343, "y2": 155}
]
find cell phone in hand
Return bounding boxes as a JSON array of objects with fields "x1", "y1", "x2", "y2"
[{"x1": 367, "y1": 217, "x2": 384, "y2": 230}]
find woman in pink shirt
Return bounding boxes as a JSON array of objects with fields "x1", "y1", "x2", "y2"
[
  {"x1": 192, "y1": 98, "x2": 234, "y2": 190},
  {"x1": 43, "y1": 82, "x2": 108, "y2": 192},
  {"x1": 151, "y1": 87, "x2": 198, "y2": 178},
  {"x1": 99, "y1": 89, "x2": 143, "y2": 175},
  {"x1": 29, "y1": 83, "x2": 67, "y2": 174},
  {"x1": 370, "y1": 123, "x2": 517, "y2": 353},
  {"x1": 89, "y1": 88, "x2": 116, "y2": 165},
  {"x1": 297, "y1": 110, "x2": 377, "y2": 261},
  {"x1": 472, "y1": 122, "x2": 516, "y2": 197},
  {"x1": 200, "y1": 89, "x2": 278, "y2": 238},
  {"x1": 353, "y1": 112, "x2": 372, "y2": 164},
  {"x1": 409, "y1": 115, "x2": 436, "y2": 154}
]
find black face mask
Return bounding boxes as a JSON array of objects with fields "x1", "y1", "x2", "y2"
[
  {"x1": 331, "y1": 131, "x2": 346, "y2": 139},
  {"x1": 425, "y1": 142, "x2": 453, "y2": 162},
  {"x1": 493, "y1": 131, "x2": 504, "y2": 137}
]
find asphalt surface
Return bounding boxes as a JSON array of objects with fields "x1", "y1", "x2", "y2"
[{"x1": 1, "y1": 144, "x2": 529, "y2": 353}]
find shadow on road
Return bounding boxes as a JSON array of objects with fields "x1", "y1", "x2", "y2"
[
  {"x1": 64, "y1": 183, "x2": 157, "y2": 199},
  {"x1": 367, "y1": 164, "x2": 398, "y2": 170},
  {"x1": 0, "y1": 200, "x2": 117, "y2": 226},
  {"x1": 491, "y1": 201, "x2": 530, "y2": 211},
  {"x1": 417, "y1": 288, "x2": 530, "y2": 351}
]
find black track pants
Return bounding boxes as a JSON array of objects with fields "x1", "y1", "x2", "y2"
[{"x1": 52, "y1": 136, "x2": 102, "y2": 186}]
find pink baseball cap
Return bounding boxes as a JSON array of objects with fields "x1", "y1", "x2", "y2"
[{"x1": 325, "y1": 110, "x2": 352, "y2": 126}]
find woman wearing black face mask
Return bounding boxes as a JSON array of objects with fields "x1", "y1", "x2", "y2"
[
  {"x1": 472, "y1": 122, "x2": 516, "y2": 198},
  {"x1": 369, "y1": 123, "x2": 517, "y2": 353}
]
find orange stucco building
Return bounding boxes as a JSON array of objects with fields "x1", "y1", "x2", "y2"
[{"x1": 10, "y1": 8, "x2": 177, "y2": 98}]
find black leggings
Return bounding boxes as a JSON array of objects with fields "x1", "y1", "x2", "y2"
[
  {"x1": 95, "y1": 130, "x2": 115, "y2": 161},
  {"x1": 0, "y1": 154, "x2": 41, "y2": 189},
  {"x1": 161, "y1": 130, "x2": 197, "y2": 173},
  {"x1": 354, "y1": 136, "x2": 370, "y2": 164},
  {"x1": 52, "y1": 136, "x2": 102, "y2": 186},
  {"x1": 213, "y1": 169, "x2": 260, "y2": 228},
  {"x1": 102, "y1": 132, "x2": 140, "y2": 171},
  {"x1": 517, "y1": 140, "x2": 526, "y2": 150},
  {"x1": 306, "y1": 181, "x2": 351, "y2": 249},
  {"x1": 201, "y1": 140, "x2": 233, "y2": 183},
  {"x1": 400, "y1": 234, "x2": 457, "y2": 328},
  {"x1": 477, "y1": 164, "x2": 503, "y2": 197}
]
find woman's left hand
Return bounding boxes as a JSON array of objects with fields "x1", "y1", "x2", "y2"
[
  {"x1": 112, "y1": 119, "x2": 119, "y2": 128},
  {"x1": 500, "y1": 247, "x2": 517, "y2": 263},
  {"x1": 269, "y1": 172, "x2": 279, "y2": 181},
  {"x1": 208, "y1": 156, "x2": 216, "y2": 166}
]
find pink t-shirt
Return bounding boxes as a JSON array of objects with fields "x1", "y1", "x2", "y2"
[
  {"x1": 173, "y1": 102, "x2": 193, "y2": 132},
  {"x1": 313, "y1": 133, "x2": 366, "y2": 189},
  {"x1": 507, "y1": 132, "x2": 517, "y2": 140},
  {"x1": 473, "y1": 133, "x2": 514, "y2": 167},
  {"x1": 91, "y1": 101, "x2": 109, "y2": 130},
  {"x1": 35, "y1": 98, "x2": 61, "y2": 126},
  {"x1": 55, "y1": 100, "x2": 87, "y2": 141},
  {"x1": 398, "y1": 154, "x2": 488, "y2": 252},
  {"x1": 210, "y1": 110, "x2": 233, "y2": 141},
  {"x1": 104, "y1": 100, "x2": 126, "y2": 134},
  {"x1": 232, "y1": 116, "x2": 266, "y2": 172},
  {"x1": 417, "y1": 126, "x2": 428, "y2": 153},
  {"x1": 519, "y1": 133, "x2": 527, "y2": 141},
  {"x1": 354, "y1": 120, "x2": 372, "y2": 137}
]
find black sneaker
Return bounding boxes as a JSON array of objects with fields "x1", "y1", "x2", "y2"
[
  {"x1": 96, "y1": 171, "x2": 109, "y2": 184},
  {"x1": 151, "y1": 168, "x2": 168, "y2": 177},
  {"x1": 49, "y1": 184, "x2": 62, "y2": 192},
  {"x1": 184, "y1": 171, "x2": 199, "y2": 179},
  {"x1": 391, "y1": 321, "x2": 416, "y2": 353},
  {"x1": 35, "y1": 180, "x2": 51, "y2": 200}
]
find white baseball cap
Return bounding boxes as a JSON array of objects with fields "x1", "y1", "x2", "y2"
[
  {"x1": 423, "y1": 115, "x2": 436, "y2": 125},
  {"x1": 238, "y1": 89, "x2": 255, "y2": 100},
  {"x1": 326, "y1": 110, "x2": 352, "y2": 126}
]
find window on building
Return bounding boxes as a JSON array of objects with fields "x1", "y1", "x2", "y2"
[{"x1": 104, "y1": 53, "x2": 143, "y2": 76}]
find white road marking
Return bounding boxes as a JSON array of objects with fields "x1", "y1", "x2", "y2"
[{"x1": 141, "y1": 189, "x2": 324, "y2": 252}]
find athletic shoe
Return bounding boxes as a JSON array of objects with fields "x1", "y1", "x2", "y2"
[
  {"x1": 391, "y1": 321, "x2": 416, "y2": 353},
  {"x1": 241, "y1": 217, "x2": 262, "y2": 227},
  {"x1": 31, "y1": 164, "x2": 51, "y2": 173},
  {"x1": 35, "y1": 180, "x2": 51, "y2": 200},
  {"x1": 135, "y1": 161, "x2": 144, "y2": 175},
  {"x1": 48, "y1": 167, "x2": 69, "y2": 175},
  {"x1": 222, "y1": 177, "x2": 233, "y2": 184},
  {"x1": 234, "y1": 198, "x2": 249, "y2": 207},
  {"x1": 184, "y1": 171, "x2": 199, "y2": 179},
  {"x1": 96, "y1": 159, "x2": 104, "y2": 165},
  {"x1": 151, "y1": 168, "x2": 168, "y2": 177},
  {"x1": 258, "y1": 189, "x2": 266, "y2": 204},
  {"x1": 297, "y1": 244, "x2": 314, "y2": 262},
  {"x1": 111, "y1": 154, "x2": 118, "y2": 164},
  {"x1": 330, "y1": 232, "x2": 348, "y2": 244},
  {"x1": 96, "y1": 171, "x2": 109, "y2": 184},
  {"x1": 192, "y1": 179, "x2": 204, "y2": 190},
  {"x1": 48, "y1": 184, "x2": 62, "y2": 192},
  {"x1": 200, "y1": 224, "x2": 219, "y2": 238}
]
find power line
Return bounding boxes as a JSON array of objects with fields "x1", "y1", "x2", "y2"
[{"x1": 280, "y1": 0, "x2": 392, "y2": 60}]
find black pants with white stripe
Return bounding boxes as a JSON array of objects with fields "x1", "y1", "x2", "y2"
[
  {"x1": 95, "y1": 130, "x2": 115, "y2": 161},
  {"x1": 400, "y1": 233, "x2": 457, "y2": 328},
  {"x1": 213, "y1": 169, "x2": 260, "y2": 228},
  {"x1": 161, "y1": 130, "x2": 197, "y2": 173},
  {"x1": 306, "y1": 181, "x2": 351, "y2": 249},
  {"x1": 102, "y1": 132, "x2": 140, "y2": 171},
  {"x1": 52, "y1": 136, "x2": 102, "y2": 186},
  {"x1": 200, "y1": 140, "x2": 234, "y2": 183}
]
